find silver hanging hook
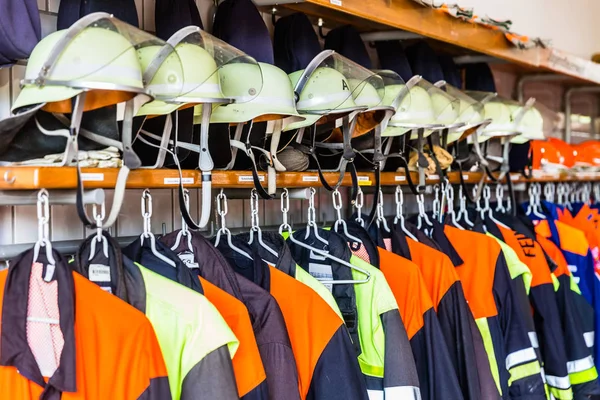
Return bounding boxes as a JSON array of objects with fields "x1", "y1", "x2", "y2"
[
  {"x1": 376, "y1": 189, "x2": 391, "y2": 233},
  {"x1": 432, "y1": 184, "x2": 441, "y2": 219},
  {"x1": 141, "y1": 189, "x2": 152, "y2": 238},
  {"x1": 279, "y1": 188, "x2": 291, "y2": 234},
  {"x1": 33, "y1": 189, "x2": 56, "y2": 266},
  {"x1": 495, "y1": 183, "x2": 506, "y2": 213},
  {"x1": 354, "y1": 187, "x2": 365, "y2": 227},
  {"x1": 88, "y1": 199, "x2": 109, "y2": 261}
]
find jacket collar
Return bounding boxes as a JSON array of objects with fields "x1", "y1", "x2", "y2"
[{"x1": 1, "y1": 249, "x2": 76, "y2": 399}]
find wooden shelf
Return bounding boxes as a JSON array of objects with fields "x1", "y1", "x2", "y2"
[
  {"x1": 264, "y1": 0, "x2": 600, "y2": 85},
  {"x1": 1, "y1": 167, "x2": 599, "y2": 191}
]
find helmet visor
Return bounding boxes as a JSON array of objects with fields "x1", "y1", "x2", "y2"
[
  {"x1": 25, "y1": 13, "x2": 174, "y2": 95},
  {"x1": 293, "y1": 51, "x2": 383, "y2": 114},
  {"x1": 376, "y1": 70, "x2": 410, "y2": 111},
  {"x1": 157, "y1": 27, "x2": 263, "y2": 104},
  {"x1": 438, "y1": 83, "x2": 484, "y2": 129}
]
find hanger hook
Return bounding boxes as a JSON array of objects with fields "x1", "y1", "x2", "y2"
[
  {"x1": 318, "y1": 18, "x2": 326, "y2": 39},
  {"x1": 141, "y1": 189, "x2": 153, "y2": 237},
  {"x1": 92, "y1": 201, "x2": 106, "y2": 242},
  {"x1": 279, "y1": 188, "x2": 291, "y2": 234},
  {"x1": 355, "y1": 187, "x2": 364, "y2": 226}
]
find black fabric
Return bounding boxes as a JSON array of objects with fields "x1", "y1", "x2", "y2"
[
  {"x1": 509, "y1": 142, "x2": 532, "y2": 174},
  {"x1": 180, "y1": 345, "x2": 238, "y2": 400},
  {"x1": 556, "y1": 276, "x2": 600, "y2": 398},
  {"x1": 0, "y1": 0, "x2": 40, "y2": 65},
  {"x1": 0, "y1": 106, "x2": 120, "y2": 162},
  {"x1": 439, "y1": 55, "x2": 463, "y2": 88},
  {"x1": 420, "y1": 219, "x2": 464, "y2": 266},
  {"x1": 122, "y1": 237, "x2": 203, "y2": 294},
  {"x1": 155, "y1": 0, "x2": 202, "y2": 40},
  {"x1": 376, "y1": 41, "x2": 413, "y2": 81},
  {"x1": 137, "y1": 376, "x2": 173, "y2": 400},
  {"x1": 406, "y1": 41, "x2": 444, "y2": 83},
  {"x1": 324, "y1": 25, "x2": 371, "y2": 68},
  {"x1": 410, "y1": 308, "x2": 466, "y2": 400},
  {"x1": 306, "y1": 326, "x2": 369, "y2": 400},
  {"x1": 212, "y1": 0, "x2": 273, "y2": 64},
  {"x1": 122, "y1": 255, "x2": 148, "y2": 314},
  {"x1": 464, "y1": 63, "x2": 496, "y2": 92},
  {"x1": 273, "y1": 13, "x2": 322, "y2": 74},
  {"x1": 58, "y1": 0, "x2": 139, "y2": 29},
  {"x1": 73, "y1": 231, "x2": 128, "y2": 301},
  {"x1": 436, "y1": 282, "x2": 485, "y2": 400},
  {"x1": 467, "y1": 311, "x2": 502, "y2": 400},
  {"x1": 1, "y1": 249, "x2": 76, "y2": 400}
]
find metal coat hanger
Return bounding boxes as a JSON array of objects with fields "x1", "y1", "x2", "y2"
[
  {"x1": 354, "y1": 187, "x2": 365, "y2": 228},
  {"x1": 393, "y1": 186, "x2": 418, "y2": 240},
  {"x1": 32, "y1": 189, "x2": 57, "y2": 267},
  {"x1": 214, "y1": 190, "x2": 253, "y2": 260},
  {"x1": 526, "y1": 183, "x2": 546, "y2": 219},
  {"x1": 432, "y1": 184, "x2": 441, "y2": 220},
  {"x1": 446, "y1": 184, "x2": 465, "y2": 230},
  {"x1": 29, "y1": 189, "x2": 59, "y2": 326},
  {"x1": 332, "y1": 189, "x2": 363, "y2": 243},
  {"x1": 481, "y1": 185, "x2": 509, "y2": 228},
  {"x1": 375, "y1": 189, "x2": 391, "y2": 233},
  {"x1": 416, "y1": 193, "x2": 434, "y2": 234},
  {"x1": 139, "y1": 190, "x2": 177, "y2": 268},
  {"x1": 495, "y1": 183, "x2": 507, "y2": 213},
  {"x1": 544, "y1": 183, "x2": 556, "y2": 204},
  {"x1": 304, "y1": 187, "x2": 329, "y2": 246},
  {"x1": 170, "y1": 189, "x2": 193, "y2": 253},
  {"x1": 248, "y1": 189, "x2": 279, "y2": 258},
  {"x1": 87, "y1": 200, "x2": 109, "y2": 261},
  {"x1": 456, "y1": 185, "x2": 474, "y2": 227},
  {"x1": 281, "y1": 193, "x2": 371, "y2": 285}
]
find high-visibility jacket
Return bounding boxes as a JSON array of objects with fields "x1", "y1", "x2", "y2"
[
  {"x1": 79, "y1": 231, "x2": 265, "y2": 400},
  {"x1": 530, "y1": 201, "x2": 600, "y2": 366},
  {"x1": 342, "y1": 221, "x2": 465, "y2": 400},
  {"x1": 161, "y1": 230, "x2": 300, "y2": 400},
  {"x1": 377, "y1": 247, "x2": 464, "y2": 400},
  {"x1": 443, "y1": 225, "x2": 547, "y2": 399},
  {"x1": 490, "y1": 218, "x2": 573, "y2": 400},
  {"x1": 219, "y1": 233, "x2": 372, "y2": 400},
  {"x1": 536, "y1": 233, "x2": 600, "y2": 397},
  {"x1": 0, "y1": 249, "x2": 171, "y2": 400},
  {"x1": 123, "y1": 258, "x2": 240, "y2": 400},
  {"x1": 386, "y1": 225, "x2": 495, "y2": 400},
  {"x1": 285, "y1": 228, "x2": 421, "y2": 400}
]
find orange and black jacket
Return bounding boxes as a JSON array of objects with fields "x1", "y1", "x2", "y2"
[
  {"x1": 441, "y1": 223, "x2": 546, "y2": 399},
  {"x1": 1, "y1": 249, "x2": 171, "y2": 400},
  {"x1": 160, "y1": 231, "x2": 299, "y2": 400},
  {"x1": 348, "y1": 221, "x2": 465, "y2": 400},
  {"x1": 218, "y1": 232, "x2": 369, "y2": 400},
  {"x1": 380, "y1": 223, "x2": 496, "y2": 400},
  {"x1": 489, "y1": 213, "x2": 573, "y2": 398}
]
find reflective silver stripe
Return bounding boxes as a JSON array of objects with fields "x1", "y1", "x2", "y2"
[
  {"x1": 568, "y1": 356, "x2": 595, "y2": 373},
  {"x1": 385, "y1": 386, "x2": 422, "y2": 400},
  {"x1": 529, "y1": 331, "x2": 540, "y2": 348},
  {"x1": 584, "y1": 332, "x2": 595, "y2": 348},
  {"x1": 506, "y1": 347, "x2": 537, "y2": 369},
  {"x1": 367, "y1": 387, "x2": 421, "y2": 400},
  {"x1": 546, "y1": 374, "x2": 572, "y2": 390}
]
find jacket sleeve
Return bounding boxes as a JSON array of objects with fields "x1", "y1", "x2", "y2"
[
  {"x1": 493, "y1": 253, "x2": 546, "y2": 399},
  {"x1": 410, "y1": 308, "x2": 464, "y2": 400},
  {"x1": 556, "y1": 274, "x2": 600, "y2": 399},
  {"x1": 529, "y1": 282, "x2": 573, "y2": 399},
  {"x1": 307, "y1": 325, "x2": 369, "y2": 400},
  {"x1": 136, "y1": 319, "x2": 173, "y2": 400},
  {"x1": 436, "y1": 282, "x2": 485, "y2": 400},
  {"x1": 181, "y1": 345, "x2": 239, "y2": 400},
  {"x1": 381, "y1": 309, "x2": 422, "y2": 400}
]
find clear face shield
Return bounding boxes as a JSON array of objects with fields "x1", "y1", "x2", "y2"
[
  {"x1": 17, "y1": 12, "x2": 170, "y2": 114},
  {"x1": 437, "y1": 83, "x2": 486, "y2": 144}
]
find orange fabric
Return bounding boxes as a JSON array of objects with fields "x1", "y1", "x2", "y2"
[
  {"x1": 199, "y1": 277, "x2": 266, "y2": 397},
  {"x1": 444, "y1": 226, "x2": 499, "y2": 319},
  {"x1": 498, "y1": 226, "x2": 553, "y2": 287},
  {"x1": 529, "y1": 140, "x2": 562, "y2": 170},
  {"x1": 378, "y1": 247, "x2": 433, "y2": 340},
  {"x1": 558, "y1": 205, "x2": 600, "y2": 280},
  {"x1": 268, "y1": 266, "x2": 343, "y2": 400},
  {"x1": 575, "y1": 141, "x2": 600, "y2": 166},
  {"x1": 535, "y1": 219, "x2": 590, "y2": 256},
  {"x1": 405, "y1": 238, "x2": 460, "y2": 312},
  {"x1": 536, "y1": 234, "x2": 571, "y2": 278},
  {"x1": 548, "y1": 138, "x2": 576, "y2": 168},
  {"x1": 0, "y1": 271, "x2": 168, "y2": 399}
]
